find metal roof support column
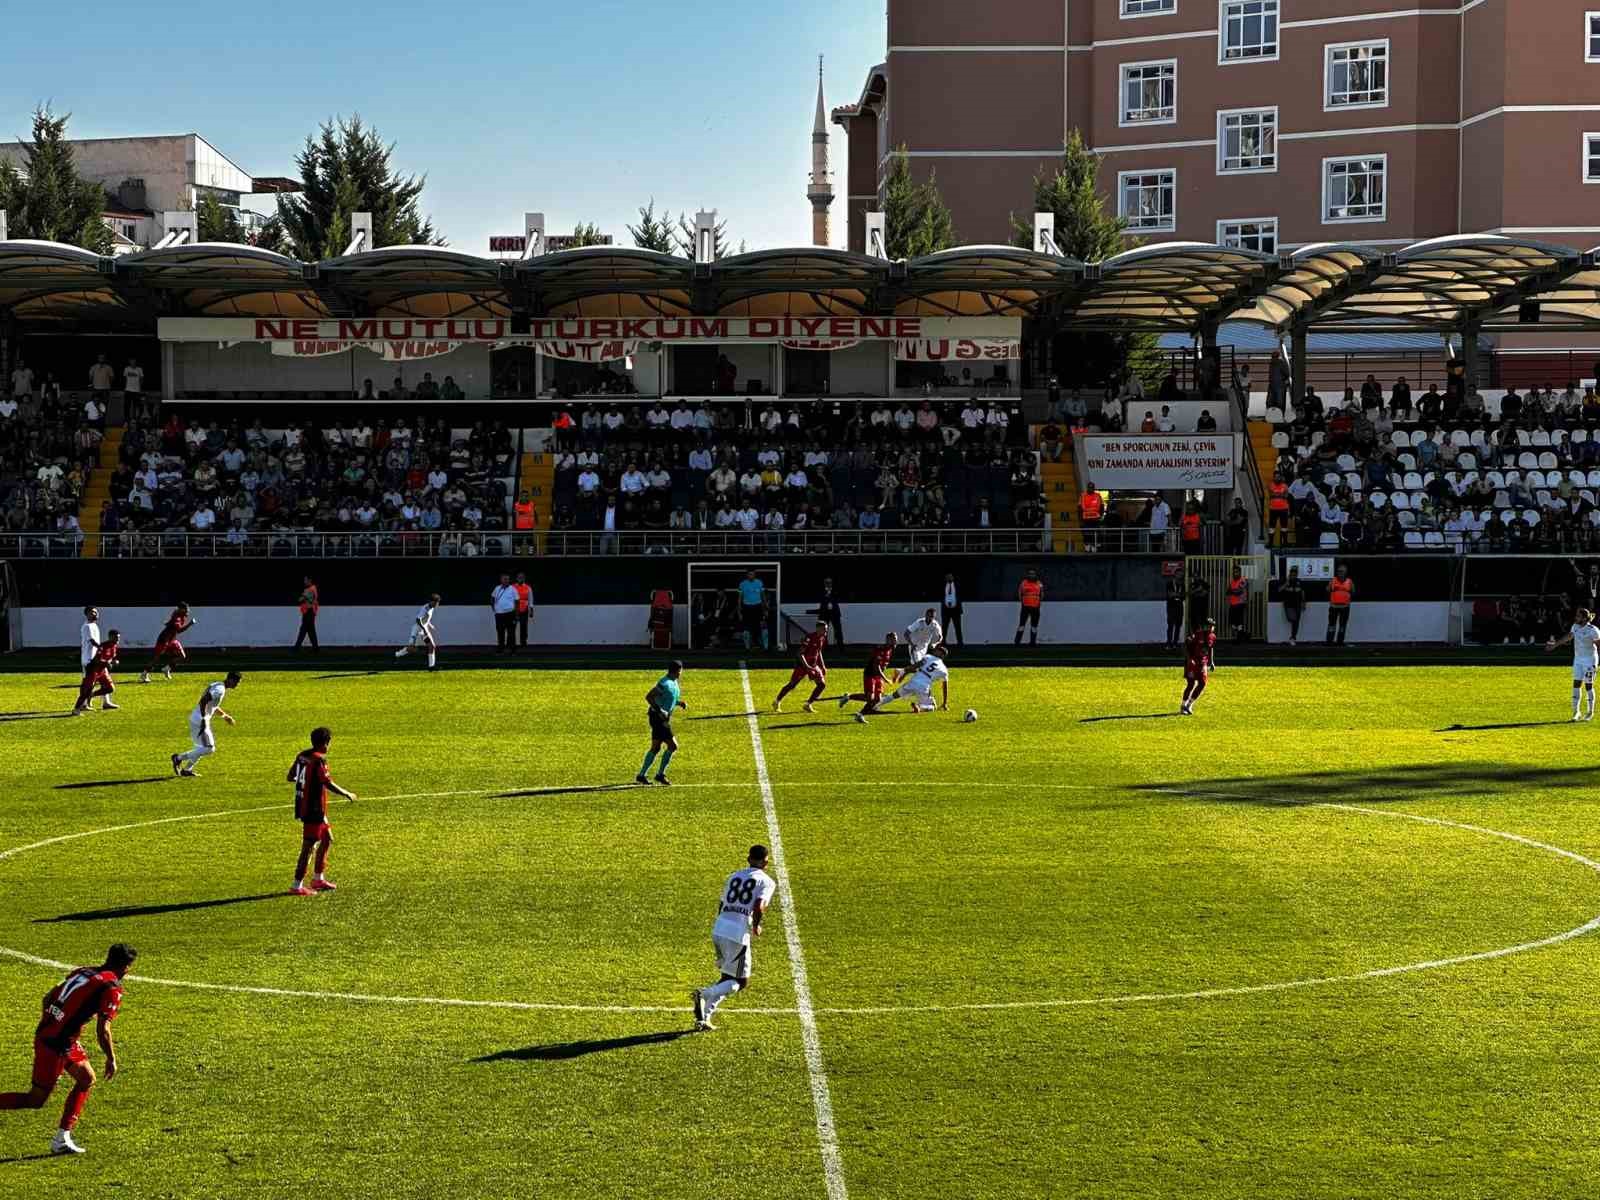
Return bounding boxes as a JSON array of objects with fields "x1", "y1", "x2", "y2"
[
  {"x1": 1290, "y1": 321, "x2": 1309, "y2": 411},
  {"x1": 1460, "y1": 320, "x2": 1482, "y2": 394},
  {"x1": 1197, "y1": 318, "x2": 1221, "y2": 400}
]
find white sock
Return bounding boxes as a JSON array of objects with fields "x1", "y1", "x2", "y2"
[
  {"x1": 427, "y1": 652, "x2": 436, "y2": 668},
  {"x1": 314, "y1": 872, "x2": 326, "y2": 882},
  {"x1": 1575, "y1": 688, "x2": 1582, "y2": 714},
  {"x1": 395, "y1": 648, "x2": 408, "y2": 658},
  {"x1": 702, "y1": 978, "x2": 741, "y2": 1016}
]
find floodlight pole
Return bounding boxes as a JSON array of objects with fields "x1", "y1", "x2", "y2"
[
  {"x1": 1033, "y1": 212, "x2": 1060, "y2": 257},
  {"x1": 865, "y1": 212, "x2": 887, "y2": 260},
  {"x1": 1460, "y1": 320, "x2": 1481, "y2": 394},
  {"x1": 344, "y1": 212, "x2": 372, "y2": 256},
  {"x1": 694, "y1": 210, "x2": 717, "y2": 264},
  {"x1": 522, "y1": 212, "x2": 545, "y2": 260}
]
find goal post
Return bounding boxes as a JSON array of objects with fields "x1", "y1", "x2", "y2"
[{"x1": 687, "y1": 561, "x2": 783, "y2": 651}]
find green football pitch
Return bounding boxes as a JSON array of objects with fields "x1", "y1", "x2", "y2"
[{"x1": 2, "y1": 659, "x2": 1600, "y2": 1198}]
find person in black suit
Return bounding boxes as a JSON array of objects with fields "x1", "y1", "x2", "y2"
[
  {"x1": 816, "y1": 577, "x2": 844, "y2": 646},
  {"x1": 941, "y1": 573, "x2": 964, "y2": 647}
]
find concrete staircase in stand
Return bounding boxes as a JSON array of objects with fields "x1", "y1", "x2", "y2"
[
  {"x1": 77, "y1": 426, "x2": 123, "y2": 558},
  {"x1": 517, "y1": 450, "x2": 555, "y2": 550},
  {"x1": 1041, "y1": 456, "x2": 1080, "y2": 553}
]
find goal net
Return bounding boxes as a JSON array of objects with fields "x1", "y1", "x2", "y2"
[{"x1": 687, "y1": 561, "x2": 783, "y2": 651}]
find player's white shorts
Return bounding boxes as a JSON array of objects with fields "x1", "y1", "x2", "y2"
[
  {"x1": 908, "y1": 644, "x2": 929, "y2": 666},
  {"x1": 1576, "y1": 664, "x2": 1596, "y2": 686},
  {"x1": 188, "y1": 712, "x2": 215, "y2": 752},
  {"x1": 712, "y1": 934, "x2": 751, "y2": 980},
  {"x1": 894, "y1": 677, "x2": 938, "y2": 711},
  {"x1": 408, "y1": 624, "x2": 435, "y2": 648}
]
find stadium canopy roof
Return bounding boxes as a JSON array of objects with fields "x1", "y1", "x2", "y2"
[{"x1": 1, "y1": 233, "x2": 1597, "y2": 336}]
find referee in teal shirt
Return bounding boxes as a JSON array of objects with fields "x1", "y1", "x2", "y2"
[
  {"x1": 637, "y1": 661, "x2": 687, "y2": 785},
  {"x1": 738, "y1": 570, "x2": 768, "y2": 651}
]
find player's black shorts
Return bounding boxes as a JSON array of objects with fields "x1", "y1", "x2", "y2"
[{"x1": 648, "y1": 709, "x2": 674, "y2": 740}]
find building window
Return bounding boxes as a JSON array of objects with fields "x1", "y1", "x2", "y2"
[
  {"x1": 1327, "y1": 41, "x2": 1389, "y2": 108},
  {"x1": 1220, "y1": 0, "x2": 1278, "y2": 62},
  {"x1": 1218, "y1": 108, "x2": 1277, "y2": 172},
  {"x1": 1120, "y1": 61, "x2": 1178, "y2": 125},
  {"x1": 1119, "y1": 170, "x2": 1177, "y2": 232},
  {"x1": 1588, "y1": 12, "x2": 1600, "y2": 62},
  {"x1": 123, "y1": 223, "x2": 137, "y2": 239},
  {"x1": 1585, "y1": 134, "x2": 1600, "y2": 183},
  {"x1": 1323, "y1": 156, "x2": 1387, "y2": 222},
  {"x1": 1122, "y1": 0, "x2": 1176, "y2": 14},
  {"x1": 1218, "y1": 219, "x2": 1277, "y2": 254}
]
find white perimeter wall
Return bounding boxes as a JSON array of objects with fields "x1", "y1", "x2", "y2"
[
  {"x1": 1266, "y1": 602, "x2": 1450, "y2": 644},
  {"x1": 173, "y1": 342, "x2": 494, "y2": 399}
]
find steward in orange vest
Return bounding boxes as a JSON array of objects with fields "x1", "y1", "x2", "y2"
[{"x1": 1326, "y1": 566, "x2": 1354, "y2": 647}]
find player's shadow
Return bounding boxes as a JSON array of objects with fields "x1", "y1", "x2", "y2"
[
  {"x1": 493, "y1": 784, "x2": 645, "y2": 799},
  {"x1": 686, "y1": 710, "x2": 763, "y2": 722},
  {"x1": 1436, "y1": 720, "x2": 1574, "y2": 732},
  {"x1": 1136, "y1": 762, "x2": 1600, "y2": 807},
  {"x1": 473, "y1": 1030, "x2": 695, "y2": 1062},
  {"x1": 54, "y1": 776, "x2": 171, "y2": 790},
  {"x1": 0, "y1": 711, "x2": 75, "y2": 722},
  {"x1": 1080, "y1": 713, "x2": 1184, "y2": 724},
  {"x1": 314, "y1": 672, "x2": 383, "y2": 680},
  {"x1": 35, "y1": 893, "x2": 285, "y2": 923},
  {"x1": 0, "y1": 1152, "x2": 57, "y2": 1164}
]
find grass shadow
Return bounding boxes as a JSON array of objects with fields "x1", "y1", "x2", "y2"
[
  {"x1": 1080, "y1": 713, "x2": 1184, "y2": 725},
  {"x1": 493, "y1": 784, "x2": 648, "y2": 799},
  {"x1": 36, "y1": 893, "x2": 286, "y2": 923},
  {"x1": 1135, "y1": 762, "x2": 1600, "y2": 808},
  {"x1": 55, "y1": 777, "x2": 171, "y2": 790},
  {"x1": 0, "y1": 711, "x2": 76, "y2": 722},
  {"x1": 474, "y1": 1030, "x2": 695, "y2": 1062}
]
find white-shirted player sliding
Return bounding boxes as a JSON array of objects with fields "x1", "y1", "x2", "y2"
[
  {"x1": 1547, "y1": 608, "x2": 1600, "y2": 721},
  {"x1": 882, "y1": 644, "x2": 951, "y2": 713},
  {"x1": 79, "y1": 606, "x2": 101, "y2": 673},
  {"x1": 171, "y1": 671, "x2": 241, "y2": 777},
  {"x1": 394, "y1": 594, "x2": 440, "y2": 670},
  {"x1": 692, "y1": 844, "x2": 777, "y2": 1032}
]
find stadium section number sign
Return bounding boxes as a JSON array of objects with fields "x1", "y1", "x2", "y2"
[{"x1": 1079, "y1": 435, "x2": 1238, "y2": 489}]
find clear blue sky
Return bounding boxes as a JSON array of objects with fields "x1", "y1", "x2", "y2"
[{"x1": 0, "y1": 0, "x2": 884, "y2": 253}]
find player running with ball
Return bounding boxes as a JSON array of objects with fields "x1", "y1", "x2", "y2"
[
  {"x1": 1546, "y1": 608, "x2": 1600, "y2": 721},
  {"x1": 772, "y1": 620, "x2": 829, "y2": 712},
  {"x1": 171, "y1": 671, "x2": 242, "y2": 777},
  {"x1": 880, "y1": 643, "x2": 951, "y2": 713}
]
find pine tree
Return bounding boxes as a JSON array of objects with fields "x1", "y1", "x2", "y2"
[
  {"x1": 1011, "y1": 130, "x2": 1160, "y2": 391},
  {"x1": 877, "y1": 150, "x2": 957, "y2": 260},
  {"x1": 0, "y1": 107, "x2": 113, "y2": 253},
  {"x1": 194, "y1": 191, "x2": 243, "y2": 243},
  {"x1": 627, "y1": 200, "x2": 678, "y2": 253},
  {"x1": 269, "y1": 115, "x2": 440, "y2": 260}
]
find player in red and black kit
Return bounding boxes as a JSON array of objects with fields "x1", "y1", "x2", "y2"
[
  {"x1": 0, "y1": 943, "x2": 137, "y2": 1156},
  {"x1": 139, "y1": 602, "x2": 195, "y2": 683},
  {"x1": 71, "y1": 629, "x2": 122, "y2": 715},
  {"x1": 836, "y1": 631, "x2": 899, "y2": 718},
  {"x1": 1181, "y1": 618, "x2": 1218, "y2": 716},
  {"x1": 772, "y1": 621, "x2": 830, "y2": 713},
  {"x1": 288, "y1": 726, "x2": 357, "y2": 896}
]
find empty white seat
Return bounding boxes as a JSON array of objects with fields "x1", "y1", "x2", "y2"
[
  {"x1": 1310, "y1": 431, "x2": 1326, "y2": 447},
  {"x1": 1571, "y1": 469, "x2": 1588, "y2": 485},
  {"x1": 1536, "y1": 490, "x2": 1554, "y2": 506},
  {"x1": 1517, "y1": 429, "x2": 1533, "y2": 446},
  {"x1": 1336, "y1": 453, "x2": 1358, "y2": 471},
  {"x1": 1319, "y1": 531, "x2": 1340, "y2": 547},
  {"x1": 1322, "y1": 471, "x2": 1342, "y2": 490},
  {"x1": 1345, "y1": 472, "x2": 1364, "y2": 492},
  {"x1": 1424, "y1": 531, "x2": 1446, "y2": 546},
  {"x1": 1573, "y1": 428, "x2": 1590, "y2": 445},
  {"x1": 1532, "y1": 429, "x2": 1552, "y2": 447},
  {"x1": 1411, "y1": 430, "x2": 1430, "y2": 446},
  {"x1": 1402, "y1": 471, "x2": 1424, "y2": 489},
  {"x1": 1486, "y1": 470, "x2": 1505, "y2": 487},
  {"x1": 1398, "y1": 452, "x2": 1417, "y2": 470},
  {"x1": 1265, "y1": 407, "x2": 1285, "y2": 423},
  {"x1": 1410, "y1": 491, "x2": 1427, "y2": 509},
  {"x1": 1391, "y1": 431, "x2": 1411, "y2": 448},
  {"x1": 1405, "y1": 531, "x2": 1424, "y2": 546},
  {"x1": 1398, "y1": 509, "x2": 1418, "y2": 527},
  {"x1": 1540, "y1": 451, "x2": 1560, "y2": 469},
  {"x1": 1519, "y1": 451, "x2": 1540, "y2": 469},
  {"x1": 1588, "y1": 469, "x2": 1600, "y2": 488},
  {"x1": 1450, "y1": 429, "x2": 1471, "y2": 447},
  {"x1": 1493, "y1": 490, "x2": 1511, "y2": 507},
  {"x1": 1271, "y1": 431, "x2": 1290, "y2": 449},
  {"x1": 1458, "y1": 452, "x2": 1478, "y2": 470},
  {"x1": 1584, "y1": 490, "x2": 1597, "y2": 506},
  {"x1": 1523, "y1": 508, "x2": 1542, "y2": 527},
  {"x1": 1471, "y1": 430, "x2": 1488, "y2": 447},
  {"x1": 1525, "y1": 470, "x2": 1546, "y2": 488},
  {"x1": 1370, "y1": 491, "x2": 1388, "y2": 508},
  {"x1": 1391, "y1": 492, "x2": 1411, "y2": 510}
]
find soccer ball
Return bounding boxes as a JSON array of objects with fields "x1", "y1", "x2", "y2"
[{"x1": 964, "y1": 709, "x2": 979, "y2": 723}]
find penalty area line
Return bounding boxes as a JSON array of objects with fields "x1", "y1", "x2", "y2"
[{"x1": 740, "y1": 663, "x2": 849, "y2": 1200}]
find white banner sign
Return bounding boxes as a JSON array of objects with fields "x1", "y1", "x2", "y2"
[
  {"x1": 160, "y1": 315, "x2": 1021, "y2": 344},
  {"x1": 537, "y1": 339, "x2": 639, "y2": 364},
  {"x1": 1079, "y1": 435, "x2": 1238, "y2": 489},
  {"x1": 266, "y1": 339, "x2": 460, "y2": 362},
  {"x1": 895, "y1": 337, "x2": 1021, "y2": 362}
]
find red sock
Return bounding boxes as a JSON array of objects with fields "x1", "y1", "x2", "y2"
[
  {"x1": 0, "y1": 1092, "x2": 28, "y2": 1109},
  {"x1": 314, "y1": 843, "x2": 329, "y2": 875},
  {"x1": 60, "y1": 1085, "x2": 89, "y2": 1130}
]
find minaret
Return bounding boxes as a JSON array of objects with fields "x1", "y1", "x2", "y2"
[{"x1": 808, "y1": 56, "x2": 834, "y2": 247}]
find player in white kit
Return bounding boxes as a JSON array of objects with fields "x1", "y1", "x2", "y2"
[
  {"x1": 899, "y1": 608, "x2": 943, "y2": 676},
  {"x1": 171, "y1": 671, "x2": 242, "y2": 777},
  {"x1": 882, "y1": 646, "x2": 951, "y2": 713},
  {"x1": 394, "y1": 594, "x2": 440, "y2": 670},
  {"x1": 1546, "y1": 608, "x2": 1600, "y2": 721},
  {"x1": 692, "y1": 845, "x2": 777, "y2": 1031},
  {"x1": 78, "y1": 606, "x2": 101, "y2": 674}
]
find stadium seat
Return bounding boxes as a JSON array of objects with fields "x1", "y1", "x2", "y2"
[
  {"x1": 1391, "y1": 431, "x2": 1410, "y2": 448},
  {"x1": 1493, "y1": 490, "x2": 1511, "y2": 508},
  {"x1": 1402, "y1": 471, "x2": 1423, "y2": 490},
  {"x1": 1588, "y1": 469, "x2": 1600, "y2": 488},
  {"x1": 1516, "y1": 429, "x2": 1533, "y2": 446},
  {"x1": 1320, "y1": 532, "x2": 1340, "y2": 547},
  {"x1": 1369, "y1": 491, "x2": 1388, "y2": 509},
  {"x1": 1391, "y1": 492, "x2": 1410, "y2": 509},
  {"x1": 1518, "y1": 452, "x2": 1540, "y2": 470},
  {"x1": 1523, "y1": 509, "x2": 1542, "y2": 527},
  {"x1": 1336, "y1": 453, "x2": 1358, "y2": 472},
  {"x1": 1398, "y1": 452, "x2": 1417, "y2": 470},
  {"x1": 1265, "y1": 407, "x2": 1285, "y2": 423},
  {"x1": 1344, "y1": 472, "x2": 1363, "y2": 492},
  {"x1": 1532, "y1": 429, "x2": 1552, "y2": 447},
  {"x1": 1485, "y1": 470, "x2": 1505, "y2": 488},
  {"x1": 1405, "y1": 531, "x2": 1424, "y2": 547},
  {"x1": 1398, "y1": 510, "x2": 1418, "y2": 527},
  {"x1": 1573, "y1": 429, "x2": 1590, "y2": 445},
  {"x1": 1540, "y1": 452, "x2": 1560, "y2": 470},
  {"x1": 1424, "y1": 531, "x2": 1446, "y2": 547},
  {"x1": 1410, "y1": 430, "x2": 1429, "y2": 447}
]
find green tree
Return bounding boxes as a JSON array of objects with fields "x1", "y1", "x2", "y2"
[
  {"x1": 1012, "y1": 130, "x2": 1159, "y2": 391},
  {"x1": 675, "y1": 211, "x2": 733, "y2": 260},
  {"x1": 566, "y1": 222, "x2": 609, "y2": 248},
  {"x1": 269, "y1": 115, "x2": 440, "y2": 260},
  {"x1": 877, "y1": 150, "x2": 956, "y2": 260},
  {"x1": 194, "y1": 191, "x2": 243, "y2": 243},
  {"x1": 0, "y1": 107, "x2": 113, "y2": 253},
  {"x1": 627, "y1": 199, "x2": 677, "y2": 253}
]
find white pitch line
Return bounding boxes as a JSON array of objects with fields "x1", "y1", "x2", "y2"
[{"x1": 740, "y1": 664, "x2": 849, "y2": 1200}]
